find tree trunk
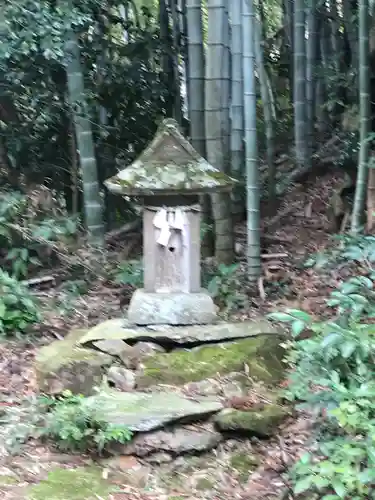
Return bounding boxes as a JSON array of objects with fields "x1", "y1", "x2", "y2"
[
  {"x1": 283, "y1": 0, "x2": 294, "y2": 103},
  {"x1": 367, "y1": 159, "x2": 375, "y2": 232},
  {"x1": 65, "y1": 29, "x2": 104, "y2": 245},
  {"x1": 306, "y1": 0, "x2": 317, "y2": 156},
  {"x1": 186, "y1": 0, "x2": 214, "y2": 257},
  {"x1": 230, "y1": 0, "x2": 245, "y2": 220},
  {"x1": 254, "y1": 17, "x2": 275, "y2": 204},
  {"x1": 352, "y1": 0, "x2": 370, "y2": 233},
  {"x1": 170, "y1": 0, "x2": 183, "y2": 125},
  {"x1": 243, "y1": 0, "x2": 261, "y2": 283},
  {"x1": 293, "y1": 0, "x2": 309, "y2": 174},
  {"x1": 205, "y1": 0, "x2": 234, "y2": 264},
  {"x1": 159, "y1": 0, "x2": 175, "y2": 117}
]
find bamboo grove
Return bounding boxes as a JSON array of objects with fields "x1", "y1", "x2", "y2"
[{"x1": 0, "y1": 0, "x2": 374, "y2": 283}]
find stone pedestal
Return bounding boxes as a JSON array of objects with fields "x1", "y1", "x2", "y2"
[{"x1": 127, "y1": 289, "x2": 217, "y2": 326}]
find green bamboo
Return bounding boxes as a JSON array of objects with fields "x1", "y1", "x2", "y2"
[
  {"x1": 351, "y1": 0, "x2": 370, "y2": 232},
  {"x1": 293, "y1": 0, "x2": 309, "y2": 173},
  {"x1": 230, "y1": 0, "x2": 244, "y2": 220},
  {"x1": 306, "y1": 0, "x2": 317, "y2": 157},
  {"x1": 65, "y1": 29, "x2": 104, "y2": 245},
  {"x1": 243, "y1": 0, "x2": 261, "y2": 282},
  {"x1": 186, "y1": 0, "x2": 214, "y2": 257},
  {"x1": 254, "y1": 16, "x2": 275, "y2": 203},
  {"x1": 205, "y1": 0, "x2": 234, "y2": 264}
]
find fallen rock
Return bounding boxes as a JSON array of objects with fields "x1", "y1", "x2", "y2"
[
  {"x1": 107, "y1": 366, "x2": 136, "y2": 391},
  {"x1": 136, "y1": 334, "x2": 286, "y2": 388},
  {"x1": 78, "y1": 318, "x2": 282, "y2": 347},
  {"x1": 214, "y1": 404, "x2": 289, "y2": 437},
  {"x1": 120, "y1": 423, "x2": 222, "y2": 457},
  {"x1": 34, "y1": 329, "x2": 113, "y2": 396},
  {"x1": 86, "y1": 389, "x2": 223, "y2": 432},
  {"x1": 93, "y1": 338, "x2": 128, "y2": 356}
]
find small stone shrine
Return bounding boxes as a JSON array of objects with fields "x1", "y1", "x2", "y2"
[{"x1": 105, "y1": 118, "x2": 236, "y2": 326}]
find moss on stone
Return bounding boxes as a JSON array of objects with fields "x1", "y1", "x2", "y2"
[
  {"x1": 35, "y1": 329, "x2": 113, "y2": 395},
  {"x1": 229, "y1": 452, "x2": 259, "y2": 482},
  {"x1": 195, "y1": 477, "x2": 214, "y2": 490},
  {"x1": 214, "y1": 404, "x2": 290, "y2": 437},
  {"x1": 0, "y1": 474, "x2": 19, "y2": 486},
  {"x1": 138, "y1": 334, "x2": 285, "y2": 388},
  {"x1": 26, "y1": 466, "x2": 117, "y2": 500},
  {"x1": 104, "y1": 118, "x2": 236, "y2": 196}
]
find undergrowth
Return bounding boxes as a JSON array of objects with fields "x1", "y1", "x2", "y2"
[
  {"x1": 269, "y1": 234, "x2": 375, "y2": 499},
  {"x1": 113, "y1": 258, "x2": 248, "y2": 314},
  {"x1": 0, "y1": 390, "x2": 132, "y2": 455},
  {"x1": 0, "y1": 189, "x2": 81, "y2": 335}
]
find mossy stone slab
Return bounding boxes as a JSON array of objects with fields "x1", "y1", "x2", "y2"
[
  {"x1": 78, "y1": 317, "x2": 282, "y2": 347},
  {"x1": 26, "y1": 466, "x2": 116, "y2": 500},
  {"x1": 214, "y1": 405, "x2": 290, "y2": 437},
  {"x1": 137, "y1": 334, "x2": 286, "y2": 388},
  {"x1": 35, "y1": 329, "x2": 113, "y2": 396},
  {"x1": 86, "y1": 389, "x2": 222, "y2": 432},
  {"x1": 104, "y1": 118, "x2": 236, "y2": 196}
]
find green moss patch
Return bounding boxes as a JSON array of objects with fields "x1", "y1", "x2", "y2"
[
  {"x1": 195, "y1": 477, "x2": 214, "y2": 490},
  {"x1": 26, "y1": 466, "x2": 117, "y2": 500},
  {"x1": 138, "y1": 334, "x2": 285, "y2": 388},
  {"x1": 229, "y1": 452, "x2": 259, "y2": 482},
  {"x1": 0, "y1": 474, "x2": 19, "y2": 486},
  {"x1": 35, "y1": 329, "x2": 113, "y2": 395},
  {"x1": 214, "y1": 404, "x2": 290, "y2": 437}
]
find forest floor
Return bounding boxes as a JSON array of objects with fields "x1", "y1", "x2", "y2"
[{"x1": 0, "y1": 168, "x2": 350, "y2": 499}]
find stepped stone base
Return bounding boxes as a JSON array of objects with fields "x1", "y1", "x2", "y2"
[{"x1": 127, "y1": 288, "x2": 217, "y2": 325}]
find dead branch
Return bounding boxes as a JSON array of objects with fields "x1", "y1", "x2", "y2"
[
  {"x1": 105, "y1": 218, "x2": 141, "y2": 243},
  {"x1": 21, "y1": 275, "x2": 55, "y2": 288}
]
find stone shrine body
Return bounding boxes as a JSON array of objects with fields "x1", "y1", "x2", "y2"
[{"x1": 104, "y1": 118, "x2": 236, "y2": 327}]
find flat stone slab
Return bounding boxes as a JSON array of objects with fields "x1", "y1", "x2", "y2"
[
  {"x1": 85, "y1": 390, "x2": 223, "y2": 432},
  {"x1": 78, "y1": 317, "x2": 281, "y2": 347},
  {"x1": 121, "y1": 423, "x2": 223, "y2": 457},
  {"x1": 127, "y1": 289, "x2": 217, "y2": 326},
  {"x1": 35, "y1": 329, "x2": 113, "y2": 396}
]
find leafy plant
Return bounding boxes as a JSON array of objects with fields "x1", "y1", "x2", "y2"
[
  {"x1": 327, "y1": 276, "x2": 375, "y2": 322},
  {"x1": 0, "y1": 391, "x2": 133, "y2": 456},
  {"x1": 39, "y1": 391, "x2": 132, "y2": 453},
  {"x1": 0, "y1": 269, "x2": 41, "y2": 335},
  {"x1": 5, "y1": 247, "x2": 41, "y2": 279},
  {"x1": 268, "y1": 235, "x2": 375, "y2": 499},
  {"x1": 207, "y1": 263, "x2": 247, "y2": 313},
  {"x1": 113, "y1": 259, "x2": 144, "y2": 287}
]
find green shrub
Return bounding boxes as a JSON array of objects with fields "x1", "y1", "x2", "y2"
[
  {"x1": 268, "y1": 235, "x2": 375, "y2": 499},
  {"x1": 113, "y1": 259, "x2": 144, "y2": 287},
  {"x1": 39, "y1": 391, "x2": 132, "y2": 453},
  {"x1": 0, "y1": 391, "x2": 132, "y2": 456},
  {"x1": 205, "y1": 263, "x2": 247, "y2": 314},
  {"x1": 0, "y1": 269, "x2": 41, "y2": 335}
]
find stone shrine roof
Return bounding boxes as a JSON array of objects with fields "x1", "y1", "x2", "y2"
[{"x1": 104, "y1": 118, "x2": 237, "y2": 196}]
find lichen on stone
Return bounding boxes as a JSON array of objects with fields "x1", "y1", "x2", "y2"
[
  {"x1": 137, "y1": 334, "x2": 286, "y2": 388},
  {"x1": 34, "y1": 329, "x2": 113, "y2": 395},
  {"x1": 214, "y1": 404, "x2": 290, "y2": 437},
  {"x1": 104, "y1": 118, "x2": 236, "y2": 196}
]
